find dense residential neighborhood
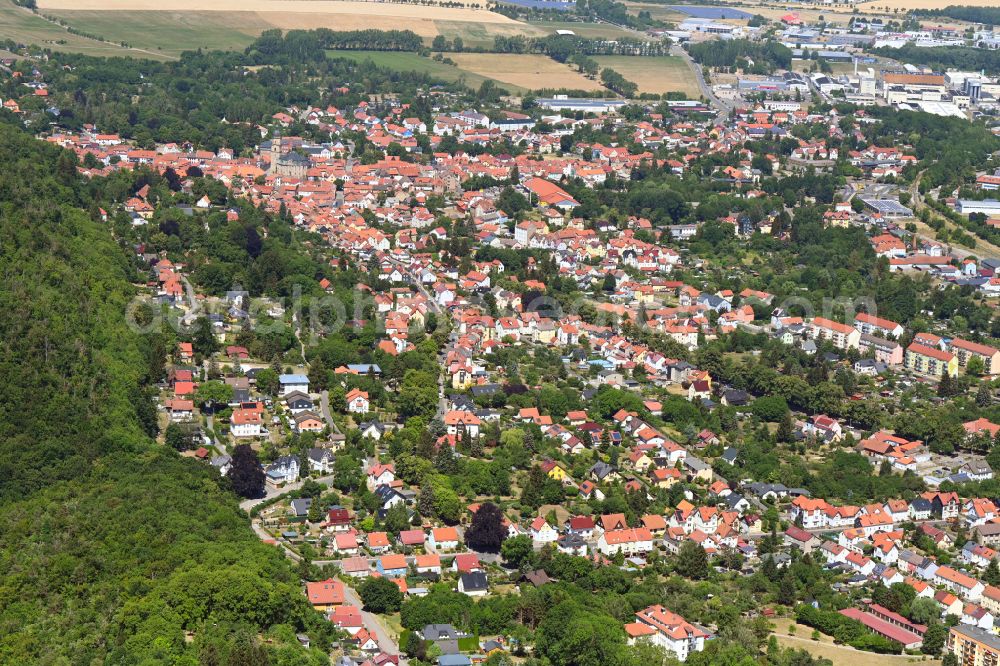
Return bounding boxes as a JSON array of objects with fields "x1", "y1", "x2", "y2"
[{"x1": 10, "y1": 1, "x2": 1000, "y2": 665}]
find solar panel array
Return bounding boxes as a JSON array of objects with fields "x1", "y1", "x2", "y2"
[
  {"x1": 861, "y1": 198, "x2": 913, "y2": 216},
  {"x1": 668, "y1": 5, "x2": 752, "y2": 19}
]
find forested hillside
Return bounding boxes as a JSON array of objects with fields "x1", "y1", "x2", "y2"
[{"x1": 0, "y1": 119, "x2": 330, "y2": 663}]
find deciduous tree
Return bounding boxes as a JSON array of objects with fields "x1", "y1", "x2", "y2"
[
  {"x1": 675, "y1": 539, "x2": 709, "y2": 579},
  {"x1": 359, "y1": 576, "x2": 403, "y2": 613},
  {"x1": 230, "y1": 444, "x2": 265, "y2": 499},
  {"x1": 465, "y1": 502, "x2": 506, "y2": 553}
]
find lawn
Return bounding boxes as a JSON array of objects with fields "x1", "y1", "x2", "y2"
[
  {"x1": 457, "y1": 635, "x2": 480, "y2": 651},
  {"x1": 593, "y1": 55, "x2": 700, "y2": 97}
]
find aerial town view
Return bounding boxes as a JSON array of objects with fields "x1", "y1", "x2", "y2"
[{"x1": 10, "y1": 0, "x2": 1000, "y2": 664}]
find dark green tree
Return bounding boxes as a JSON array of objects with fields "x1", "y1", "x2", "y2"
[
  {"x1": 359, "y1": 576, "x2": 403, "y2": 613},
  {"x1": 465, "y1": 502, "x2": 506, "y2": 553},
  {"x1": 501, "y1": 534, "x2": 534, "y2": 568},
  {"x1": 675, "y1": 539, "x2": 709, "y2": 579},
  {"x1": 229, "y1": 444, "x2": 265, "y2": 499},
  {"x1": 986, "y1": 558, "x2": 1000, "y2": 586},
  {"x1": 922, "y1": 622, "x2": 946, "y2": 656}
]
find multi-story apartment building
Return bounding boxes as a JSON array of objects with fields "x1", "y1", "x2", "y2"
[
  {"x1": 808, "y1": 317, "x2": 861, "y2": 350},
  {"x1": 905, "y1": 343, "x2": 958, "y2": 378},
  {"x1": 947, "y1": 624, "x2": 1000, "y2": 666},
  {"x1": 950, "y1": 338, "x2": 1000, "y2": 376}
]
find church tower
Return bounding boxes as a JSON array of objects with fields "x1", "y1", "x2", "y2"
[{"x1": 268, "y1": 131, "x2": 281, "y2": 174}]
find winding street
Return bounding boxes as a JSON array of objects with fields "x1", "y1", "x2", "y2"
[
  {"x1": 246, "y1": 518, "x2": 406, "y2": 660},
  {"x1": 238, "y1": 474, "x2": 334, "y2": 512},
  {"x1": 342, "y1": 583, "x2": 406, "y2": 661}
]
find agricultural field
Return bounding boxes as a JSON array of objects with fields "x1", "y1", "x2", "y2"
[
  {"x1": 737, "y1": 3, "x2": 859, "y2": 25},
  {"x1": 432, "y1": 19, "x2": 547, "y2": 48},
  {"x1": 621, "y1": 2, "x2": 689, "y2": 24},
  {"x1": 857, "y1": 0, "x2": 999, "y2": 10},
  {"x1": 329, "y1": 50, "x2": 501, "y2": 91},
  {"x1": 526, "y1": 19, "x2": 651, "y2": 40},
  {"x1": 37, "y1": 10, "x2": 266, "y2": 56},
  {"x1": 0, "y1": 0, "x2": 165, "y2": 59},
  {"x1": 449, "y1": 52, "x2": 602, "y2": 92},
  {"x1": 593, "y1": 55, "x2": 700, "y2": 97},
  {"x1": 36, "y1": 0, "x2": 525, "y2": 44}
]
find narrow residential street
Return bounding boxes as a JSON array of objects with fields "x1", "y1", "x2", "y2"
[
  {"x1": 342, "y1": 583, "x2": 406, "y2": 662},
  {"x1": 238, "y1": 474, "x2": 333, "y2": 512},
  {"x1": 319, "y1": 390, "x2": 343, "y2": 436}
]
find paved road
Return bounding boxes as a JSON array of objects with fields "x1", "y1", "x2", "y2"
[
  {"x1": 384, "y1": 257, "x2": 449, "y2": 419},
  {"x1": 293, "y1": 311, "x2": 309, "y2": 363},
  {"x1": 588, "y1": 18, "x2": 731, "y2": 119},
  {"x1": 319, "y1": 390, "x2": 344, "y2": 436},
  {"x1": 903, "y1": 168, "x2": 1000, "y2": 261},
  {"x1": 178, "y1": 275, "x2": 202, "y2": 328},
  {"x1": 384, "y1": 256, "x2": 442, "y2": 315},
  {"x1": 343, "y1": 583, "x2": 406, "y2": 661},
  {"x1": 239, "y1": 474, "x2": 334, "y2": 512},
  {"x1": 670, "y1": 44, "x2": 733, "y2": 120}
]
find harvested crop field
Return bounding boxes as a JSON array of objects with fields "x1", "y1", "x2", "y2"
[
  {"x1": 593, "y1": 55, "x2": 700, "y2": 97},
  {"x1": 527, "y1": 19, "x2": 649, "y2": 40},
  {"x1": 37, "y1": 0, "x2": 522, "y2": 43},
  {"x1": 622, "y1": 2, "x2": 688, "y2": 23},
  {"x1": 448, "y1": 53, "x2": 601, "y2": 92},
  {"x1": 737, "y1": 5, "x2": 858, "y2": 25},
  {"x1": 857, "y1": 0, "x2": 1000, "y2": 10},
  {"x1": 330, "y1": 50, "x2": 501, "y2": 91}
]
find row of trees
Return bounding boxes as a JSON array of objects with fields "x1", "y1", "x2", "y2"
[
  {"x1": 600, "y1": 67, "x2": 638, "y2": 97},
  {"x1": 687, "y1": 39, "x2": 793, "y2": 73},
  {"x1": 873, "y1": 44, "x2": 1000, "y2": 76}
]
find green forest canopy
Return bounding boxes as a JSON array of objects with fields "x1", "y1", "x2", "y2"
[{"x1": 0, "y1": 118, "x2": 329, "y2": 662}]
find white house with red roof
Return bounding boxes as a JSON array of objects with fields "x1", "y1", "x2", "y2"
[
  {"x1": 346, "y1": 388, "x2": 370, "y2": 414},
  {"x1": 529, "y1": 517, "x2": 559, "y2": 545},
  {"x1": 597, "y1": 528, "x2": 654, "y2": 556},
  {"x1": 808, "y1": 316, "x2": 861, "y2": 350},
  {"x1": 624, "y1": 605, "x2": 709, "y2": 661},
  {"x1": 854, "y1": 312, "x2": 904, "y2": 339}
]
